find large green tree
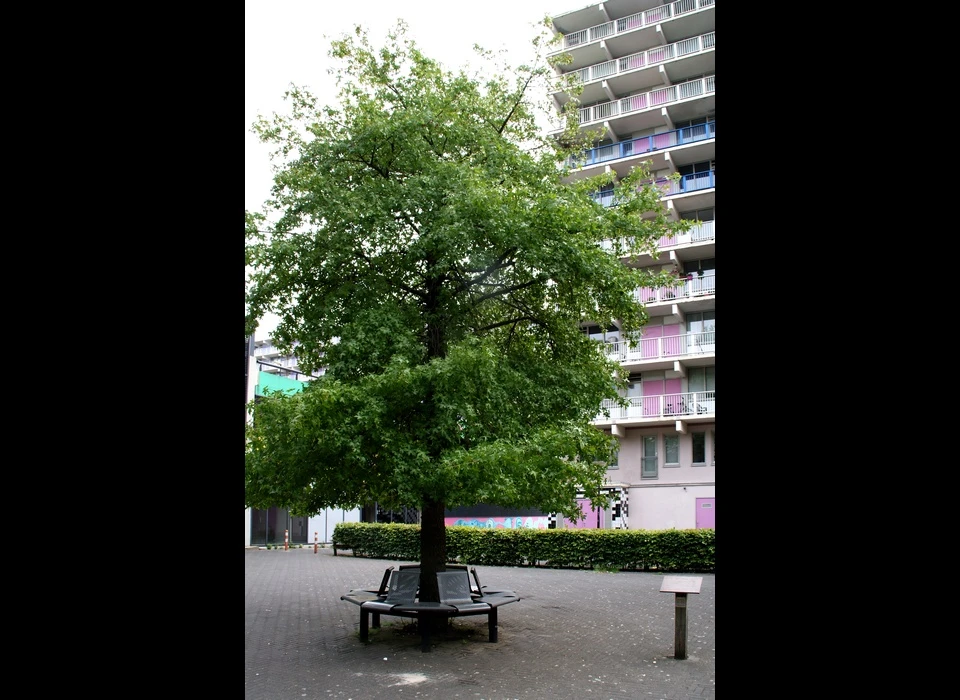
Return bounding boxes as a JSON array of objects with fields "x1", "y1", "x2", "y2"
[{"x1": 245, "y1": 22, "x2": 684, "y2": 601}]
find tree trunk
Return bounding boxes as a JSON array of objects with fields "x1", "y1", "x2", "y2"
[
  {"x1": 418, "y1": 497, "x2": 447, "y2": 603},
  {"x1": 416, "y1": 498, "x2": 449, "y2": 642}
]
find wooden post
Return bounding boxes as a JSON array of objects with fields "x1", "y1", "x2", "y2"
[
  {"x1": 314, "y1": 531, "x2": 318, "y2": 554},
  {"x1": 674, "y1": 592, "x2": 688, "y2": 659},
  {"x1": 284, "y1": 529, "x2": 289, "y2": 551},
  {"x1": 659, "y1": 576, "x2": 702, "y2": 660}
]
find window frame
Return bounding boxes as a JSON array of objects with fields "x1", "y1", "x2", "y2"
[
  {"x1": 664, "y1": 434, "x2": 680, "y2": 466},
  {"x1": 692, "y1": 431, "x2": 707, "y2": 465},
  {"x1": 641, "y1": 434, "x2": 658, "y2": 479}
]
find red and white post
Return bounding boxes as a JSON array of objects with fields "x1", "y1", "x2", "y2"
[
  {"x1": 284, "y1": 529, "x2": 289, "y2": 551},
  {"x1": 314, "y1": 532, "x2": 318, "y2": 554}
]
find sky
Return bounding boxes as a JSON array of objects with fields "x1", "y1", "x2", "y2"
[
  {"x1": 245, "y1": 0, "x2": 567, "y2": 215},
  {"x1": 245, "y1": 0, "x2": 567, "y2": 335}
]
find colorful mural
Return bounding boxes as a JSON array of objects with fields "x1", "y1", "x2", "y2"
[{"x1": 445, "y1": 516, "x2": 551, "y2": 529}]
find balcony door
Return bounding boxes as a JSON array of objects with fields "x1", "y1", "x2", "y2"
[
  {"x1": 686, "y1": 311, "x2": 715, "y2": 354},
  {"x1": 688, "y1": 366, "x2": 715, "y2": 414}
]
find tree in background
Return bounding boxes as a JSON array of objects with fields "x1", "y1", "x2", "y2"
[{"x1": 245, "y1": 21, "x2": 685, "y2": 602}]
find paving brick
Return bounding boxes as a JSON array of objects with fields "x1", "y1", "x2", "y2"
[{"x1": 245, "y1": 548, "x2": 715, "y2": 699}]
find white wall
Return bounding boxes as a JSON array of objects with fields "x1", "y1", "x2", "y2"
[
  {"x1": 627, "y1": 484, "x2": 714, "y2": 530},
  {"x1": 309, "y1": 508, "x2": 362, "y2": 544}
]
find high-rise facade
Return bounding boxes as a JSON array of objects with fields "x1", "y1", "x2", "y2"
[{"x1": 548, "y1": 0, "x2": 715, "y2": 530}]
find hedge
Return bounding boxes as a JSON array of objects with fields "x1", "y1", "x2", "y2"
[{"x1": 332, "y1": 522, "x2": 714, "y2": 573}]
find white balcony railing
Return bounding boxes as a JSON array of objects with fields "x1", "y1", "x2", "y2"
[
  {"x1": 557, "y1": 0, "x2": 716, "y2": 51},
  {"x1": 602, "y1": 330, "x2": 715, "y2": 363},
  {"x1": 569, "y1": 32, "x2": 715, "y2": 89},
  {"x1": 601, "y1": 220, "x2": 715, "y2": 254},
  {"x1": 634, "y1": 272, "x2": 715, "y2": 304},
  {"x1": 574, "y1": 75, "x2": 715, "y2": 128},
  {"x1": 597, "y1": 390, "x2": 715, "y2": 421}
]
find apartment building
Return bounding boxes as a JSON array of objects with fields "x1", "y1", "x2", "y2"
[
  {"x1": 244, "y1": 0, "x2": 715, "y2": 541},
  {"x1": 251, "y1": 336, "x2": 324, "y2": 381},
  {"x1": 548, "y1": 0, "x2": 715, "y2": 530},
  {"x1": 244, "y1": 332, "x2": 361, "y2": 547}
]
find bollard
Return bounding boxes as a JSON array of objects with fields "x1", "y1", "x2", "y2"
[
  {"x1": 284, "y1": 529, "x2": 289, "y2": 551},
  {"x1": 314, "y1": 531, "x2": 318, "y2": 554}
]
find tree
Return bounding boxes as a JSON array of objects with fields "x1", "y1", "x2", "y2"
[{"x1": 245, "y1": 21, "x2": 685, "y2": 603}]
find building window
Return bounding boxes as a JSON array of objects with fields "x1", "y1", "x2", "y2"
[
  {"x1": 674, "y1": 114, "x2": 714, "y2": 129},
  {"x1": 682, "y1": 258, "x2": 716, "y2": 277},
  {"x1": 678, "y1": 160, "x2": 714, "y2": 177},
  {"x1": 686, "y1": 311, "x2": 715, "y2": 334},
  {"x1": 680, "y1": 207, "x2": 714, "y2": 222},
  {"x1": 665, "y1": 435, "x2": 679, "y2": 465},
  {"x1": 692, "y1": 432, "x2": 706, "y2": 464},
  {"x1": 641, "y1": 435, "x2": 658, "y2": 478},
  {"x1": 609, "y1": 446, "x2": 619, "y2": 470},
  {"x1": 688, "y1": 366, "x2": 715, "y2": 393}
]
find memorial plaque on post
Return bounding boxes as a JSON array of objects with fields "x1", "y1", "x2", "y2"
[
  {"x1": 660, "y1": 576, "x2": 703, "y2": 659},
  {"x1": 659, "y1": 576, "x2": 703, "y2": 594}
]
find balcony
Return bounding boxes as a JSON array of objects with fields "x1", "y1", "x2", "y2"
[
  {"x1": 589, "y1": 168, "x2": 715, "y2": 209},
  {"x1": 558, "y1": 32, "x2": 715, "y2": 108},
  {"x1": 603, "y1": 330, "x2": 715, "y2": 370},
  {"x1": 562, "y1": 75, "x2": 715, "y2": 137},
  {"x1": 601, "y1": 219, "x2": 715, "y2": 264},
  {"x1": 551, "y1": 0, "x2": 717, "y2": 71},
  {"x1": 634, "y1": 272, "x2": 715, "y2": 306},
  {"x1": 595, "y1": 390, "x2": 715, "y2": 426},
  {"x1": 568, "y1": 120, "x2": 714, "y2": 179}
]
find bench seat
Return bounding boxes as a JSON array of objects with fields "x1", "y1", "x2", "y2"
[{"x1": 340, "y1": 568, "x2": 519, "y2": 652}]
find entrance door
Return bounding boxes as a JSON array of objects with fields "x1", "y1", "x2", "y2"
[
  {"x1": 695, "y1": 497, "x2": 715, "y2": 529},
  {"x1": 249, "y1": 507, "x2": 309, "y2": 545},
  {"x1": 564, "y1": 499, "x2": 604, "y2": 529}
]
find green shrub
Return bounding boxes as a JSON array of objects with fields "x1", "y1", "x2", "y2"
[{"x1": 332, "y1": 522, "x2": 714, "y2": 572}]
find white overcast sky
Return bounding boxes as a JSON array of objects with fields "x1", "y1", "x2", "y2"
[
  {"x1": 245, "y1": 0, "x2": 568, "y2": 214},
  {"x1": 246, "y1": 0, "x2": 567, "y2": 335}
]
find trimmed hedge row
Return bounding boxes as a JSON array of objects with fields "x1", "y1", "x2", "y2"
[{"x1": 332, "y1": 522, "x2": 715, "y2": 573}]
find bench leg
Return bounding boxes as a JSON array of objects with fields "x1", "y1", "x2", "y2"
[
  {"x1": 360, "y1": 610, "x2": 369, "y2": 642},
  {"x1": 372, "y1": 612, "x2": 381, "y2": 629},
  {"x1": 488, "y1": 608, "x2": 498, "y2": 643},
  {"x1": 420, "y1": 622, "x2": 431, "y2": 653}
]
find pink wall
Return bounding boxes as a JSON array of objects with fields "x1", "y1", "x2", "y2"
[
  {"x1": 563, "y1": 499, "x2": 604, "y2": 528},
  {"x1": 642, "y1": 377, "x2": 664, "y2": 416}
]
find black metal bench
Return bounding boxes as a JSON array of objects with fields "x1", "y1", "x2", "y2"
[{"x1": 340, "y1": 567, "x2": 520, "y2": 652}]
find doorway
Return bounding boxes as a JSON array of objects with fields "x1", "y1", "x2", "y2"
[
  {"x1": 695, "y1": 497, "x2": 715, "y2": 529},
  {"x1": 563, "y1": 498, "x2": 604, "y2": 529},
  {"x1": 249, "y1": 507, "x2": 309, "y2": 545}
]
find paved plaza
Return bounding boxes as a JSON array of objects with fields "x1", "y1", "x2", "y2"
[{"x1": 245, "y1": 546, "x2": 715, "y2": 699}]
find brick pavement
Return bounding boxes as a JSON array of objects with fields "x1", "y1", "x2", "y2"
[{"x1": 245, "y1": 547, "x2": 715, "y2": 700}]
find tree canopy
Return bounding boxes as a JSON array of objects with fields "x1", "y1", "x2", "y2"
[{"x1": 245, "y1": 21, "x2": 685, "y2": 598}]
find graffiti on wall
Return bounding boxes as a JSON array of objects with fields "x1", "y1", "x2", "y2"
[{"x1": 445, "y1": 516, "x2": 550, "y2": 529}]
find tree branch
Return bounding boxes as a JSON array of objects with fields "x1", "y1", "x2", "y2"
[
  {"x1": 472, "y1": 275, "x2": 547, "y2": 306},
  {"x1": 476, "y1": 315, "x2": 537, "y2": 332},
  {"x1": 496, "y1": 72, "x2": 535, "y2": 135}
]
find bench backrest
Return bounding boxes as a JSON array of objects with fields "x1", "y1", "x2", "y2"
[
  {"x1": 376, "y1": 566, "x2": 395, "y2": 596},
  {"x1": 437, "y1": 570, "x2": 475, "y2": 606},
  {"x1": 383, "y1": 569, "x2": 419, "y2": 604}
]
